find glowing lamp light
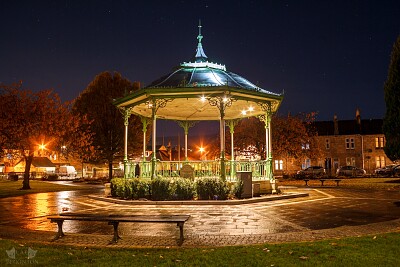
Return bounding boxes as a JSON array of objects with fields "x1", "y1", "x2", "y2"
[
  {"x1": 222, "y1": 97, "x2": 229, "y2": 103},
  {"x1": 199, "y1": 147, "x2": 205, "y2": 153},
  {"x1": 248, "y1": 106, "x2": 254, "y2": 112},
  {"x1": 200, "y1": 96, "x2": 206, "y2": 102},
  {"x1": 241, "y1": 110, "x2": 247, "y2": 115},
  {"x1": 39, "y1": 144, "x2": 46, "y2": 150}
]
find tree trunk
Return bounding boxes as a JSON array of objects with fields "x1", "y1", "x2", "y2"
[
  {"x1": 81, "y1": 161, "x2": 84, "y2": 179},
  {"x1": 21, "y1": 155, "x2": 33, "y2": 190},
  {"x1": 108, "y1": 160, "x2": 113, "y2": 182}
]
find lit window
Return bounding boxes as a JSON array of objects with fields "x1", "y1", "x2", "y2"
[
  {"x1": 376, "y1": 156, "x2": 385, "y2": 168},
  {"x1": 375, "y1": 137, "x2": 385, "y2": 148},
  {"x1": 302, "y1": 143, "x2": 310, "y2": 150},
  {"x1": 345, "y1": 138, "x2": 355, "y2": 149},
  {"x1": 346, "y1": 157, "x2": 355, "y2": 166},
  {"x1": 274, "y1": 160, "x2": 283, "y2": 170}
]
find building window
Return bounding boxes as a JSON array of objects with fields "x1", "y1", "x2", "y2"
[
  {"x1": 345, "y1": 138, "x2": 355, "y2": 149},
  {"x1": 325, "y1": 139, "x2": 330, "y2": 149},
  {"x1": 376, "y1": 156, "x2": 385, "y2": 168},
  {"x1": 346, "y1": 157, "x2": 355, "y2": 166},
  {"x1": 375, "y1": 137, "x2": 385, "y2": 148},
  {"x1": 302, "y1": 158, "x2": 311, "y2": 169},
  {"x1": 274, "y1": 160, "x2": 283, "y2": 170},
  {"x1": 302, "y1": 143, "x2": 310, "y2": 150}
]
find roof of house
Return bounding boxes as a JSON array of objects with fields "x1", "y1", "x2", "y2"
[
  {"x1": 314, "y1": 119, "x2": 383, "y2": 136},
  {"x1": 32, "y1": 157, "x2": 56, "y2": 168}
]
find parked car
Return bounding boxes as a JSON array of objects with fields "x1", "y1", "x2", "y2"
[
  {"x1": 336, "y1": 166, "x2": 366, "y2": 177},
  {"x1": 393, "y1": 165, "x2": 400, "y2": 177},
  {"x1": 296, "y1": 166, "x2": 325, "y2": 178},
  {"x1": 374, "y1": 164, "x2": 400, "y2": 177}
]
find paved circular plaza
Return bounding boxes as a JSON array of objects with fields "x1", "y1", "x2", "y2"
[{"x1": 0, "y1": 184, "x2": 399, "y2": 248}]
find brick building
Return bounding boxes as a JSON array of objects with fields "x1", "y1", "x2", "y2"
[
  {"x1": 313, "y1": 112, "x2": 391, "y2": 175},
  {"x1": 273, "y1": 110, "x2": 392, "y2": 176}
]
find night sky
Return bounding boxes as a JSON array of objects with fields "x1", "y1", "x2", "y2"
[{"x1": 1, "y1": 1, "x2": 400, "y2": 137}]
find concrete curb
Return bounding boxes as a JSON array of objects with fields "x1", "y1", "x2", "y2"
[{"x1": 88, "y1": 192, "x2": 309, "y2": 205}]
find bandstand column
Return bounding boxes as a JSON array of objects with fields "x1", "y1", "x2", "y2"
[
  {"x1": 177, "y1": 121, "x2": 198, "y2": 162},
  {"x1": 257, "y1": 102, "x2": 273, "y2": 180},
  {"x1": 140, "y1": 116, "x2": 149, "y2": 178},
  {"x1": 208, "y1": 95, "x2": 233, "y2": 181},
  {"x1": 147, "y1": 98, "x2": 171, "y2": 179},
  {"x1": 123, "y1": 108, "x2": 131, "y2": 178},
  {"x1": 227, "y1": 119, "x2": 240, "y2": 180},
  {"x1": 151, "y1": 106, "x2": 157, "y2": 179}
]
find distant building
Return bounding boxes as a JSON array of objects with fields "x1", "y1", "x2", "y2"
[
  {"x1": 313, "y1": 111, "x2": 390, "y2": 175},
  {"x1": 275, "y1": 109, "x2": 392, "y2": 175},
  {"x1": 13, "y1": 157, "x2": 56, "y2": 174}
]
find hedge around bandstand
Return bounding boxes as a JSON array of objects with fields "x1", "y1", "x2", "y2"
[{"x1": 110, "y1": 177, "x2": 244, "y2": 201}]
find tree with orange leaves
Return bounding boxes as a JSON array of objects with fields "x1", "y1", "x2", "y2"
[{"x1": 0, "y1": 83, "x2": 85, "y2": 189}]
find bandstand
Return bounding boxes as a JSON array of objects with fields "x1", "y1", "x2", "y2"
[{"x1": 114, "y1": 23, "x2": 283, "y2": 190}]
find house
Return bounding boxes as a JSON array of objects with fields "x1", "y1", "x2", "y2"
[
  {"x1": 13, "y1": 157, "x2": 56, "y2": 174},
  {"x1": 310, "y1": 110, "x2": 391, "y2": 175},
  {"x1": 273, "y1": 110, "x2": 392, "y2": 176}
]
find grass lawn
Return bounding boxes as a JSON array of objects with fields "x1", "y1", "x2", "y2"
[
  {"x1": 0, "y1": 180, "x2": 99, "y2": 198},
  {"x1": 1, "y1": 233, "x2": 399, "y2": 266}
]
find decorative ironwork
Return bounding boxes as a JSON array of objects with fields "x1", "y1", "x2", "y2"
[
  {"x1": 176, "y1": 120, "x2": 199, "y2": 134},
  {"x1": 140, "y1": 116, "x2": 149, "y2": 133},
  {"x1": 207, "y1": 94, "x2": 236, "y2": 116},
  {"x1": 226, "y1": 119, "x2": 241, "y2": 134},
  {"x1": 117, "y1": 107, "x2": 134, "y2": 126},
  {"x1": 146, "y1": 98, "x2": 173, "y2": 113},
  {"x1": 125, "y1": 159, "x2": 274, "y2": 181},
  {"x1": 256, "y1": 101, "x2": 272, "y2": 114}
]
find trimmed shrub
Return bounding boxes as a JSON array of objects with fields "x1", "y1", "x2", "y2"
[
  {"x1": 195, "y1": 177, "x2": 230, "y2": 200},
  {"x1": 111, "y1": 178, "x2": 151, "y2": 199},
  {"x1": 172, "y1": 178, "x2": 196, "y2": 200},
  {"x1": 111, "y1": 178, "x2": 125, "y2": 198},
  {"x1": 233, "y1": 179, "x2": 244, "y2": 199},
  {"x1": 151, "y1": 177, "x2": 172, "y2": 201}
]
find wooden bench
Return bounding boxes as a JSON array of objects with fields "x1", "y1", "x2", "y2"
[
  {"x1": 319, "y1": 179, "x2": 341, "y2": 186},
  {"x1": 304, "y1": 179, "x2": 341, "y2": 186},
  {"x1": 48, "y1": 213, "x2": 190, "y2": 245}
]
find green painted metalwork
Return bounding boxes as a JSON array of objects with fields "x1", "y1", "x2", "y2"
[{"x1": 124, "y1": 160, "x2": 273, "y2": 181}]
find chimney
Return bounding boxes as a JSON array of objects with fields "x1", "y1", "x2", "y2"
[
  {"x1": 333, "y1": 114, "x2": 339, "y2": 135},
  {"x1": 355, "y1": 108, "x2": 361, "y2": 133}
]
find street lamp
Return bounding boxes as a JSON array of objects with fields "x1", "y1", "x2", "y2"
[{"x1": 199, "y1": 147, "x2": 205, "y2": 160}]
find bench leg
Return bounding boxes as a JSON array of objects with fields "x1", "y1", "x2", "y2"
[
  {"x1": 304, "y1": 180, "x2": 309, "y2": 186},
  {"x1": 335, "y1": 181, "x2": 340, "y2": 186},
  {"x1": 177, "y1": 222, "x2": 184, "y2": 245},
  {"x1": 52, "y1": 220, "x2": 65, "y2": 240},
  {"x1": 108, "y1": 221, "x2": 121, "y2": 243},
  {"x1": 320, "y1": 180, "x2": 325, "y2": 186}
]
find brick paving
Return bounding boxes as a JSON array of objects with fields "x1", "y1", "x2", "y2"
[{"x1": 0, "y1": 186, "x2": 399, "y2": 248}]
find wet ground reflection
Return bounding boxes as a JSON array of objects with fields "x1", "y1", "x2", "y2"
[
  {"x1": 0, "y1": 187, "x2": 399, "y2": 237},
  {"x1": 0, "y1": 187, "x2": 102, "y2": 232}
]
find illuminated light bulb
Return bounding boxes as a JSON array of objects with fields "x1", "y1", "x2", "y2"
[
  {"x1": 248, "y1": 106, "x2": 254, "y2": 112},
  {"x1": 200, "y1": 96, "x2": 206, "y2": 102},
  {"x1": 241, "y1": 110, "x2": 247, "y2": 115}
]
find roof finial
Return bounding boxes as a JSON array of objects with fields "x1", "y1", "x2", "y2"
[
  {"x1": 197, "y1": 19, "x2": 203, "y2": 43},
  {"x1": 195, "y1": 19, "x2": 207, "y2": 62}
]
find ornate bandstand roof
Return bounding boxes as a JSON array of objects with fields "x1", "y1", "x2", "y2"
[{"x1": 115, "y1": 22, "x2": 283, "y2": 121}]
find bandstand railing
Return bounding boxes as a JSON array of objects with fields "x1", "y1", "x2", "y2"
[{"x1": 124, "y1": 160, "x2": 273, "y2": 181}]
